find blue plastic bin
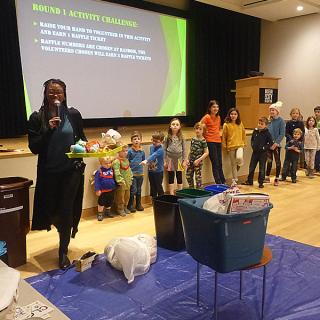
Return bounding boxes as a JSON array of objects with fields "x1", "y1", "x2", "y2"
[
  {"x1": 178, "y1": 196, "x2": 272, "y2": 273},
  {"x1": 204, "y1": 184, "x2": 229, "y2": 195},
  {"x1": 152, "y1": 195, "x2": 185, "y2": 251}
]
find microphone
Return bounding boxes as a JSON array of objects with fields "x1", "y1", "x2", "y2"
[
  {"x1": 54, "y1": 99, "x2": 61, "y2": 117},
  {"x1": 54, "y1": 100, "x2": 61, "y2": 125}
]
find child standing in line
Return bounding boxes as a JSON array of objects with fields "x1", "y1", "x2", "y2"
[
  {"x1": 201, "y1": 99, "x2": 225, "y2": 184},
  {"x1": 222, "y1": 108, "x2": 246, "y2": 185},
  {"x1": 265, "y1": 101, "x2": 286, "y2": 186},
  {"x1": 313, "y1": 106, "x2": 320, "y2": 172},
  {"x1": 186, "y1": 122, "x2": 209, "y2": 188},
  {"x1": 140, "y1": 131, "x2": 165, "y2": 198},
  {"x1": 285, "y1": 108, "x2": 305, "y2": 142},
  {"x1": 284, "y1": 107, "x2": 305, "y2": 174},
  {"x1": 94, "y1": 156, "x2": 117, "y2": 221},
  {"x1": 304, "y1": 116, "x2": 320, "y2": 178},
  {"x1": 127, "y1": 131, "x2": 145, "y2": 212},
  {"x1": 113, "y1": 144, "x2": 133, "y2": 216},
  {"x1": 280, "y1": 128, "x2": 303, "y2": 183},
  {"x1": 164, "y1": 118, "x2": 188, "y2": 195},
  {"x1": 243, "y1": 117, "x2": 273, "y2": 188}
]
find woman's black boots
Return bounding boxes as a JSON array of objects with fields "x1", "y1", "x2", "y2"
[{"x1": 59, "y1": 230, "x2": 71, "y2": 269}]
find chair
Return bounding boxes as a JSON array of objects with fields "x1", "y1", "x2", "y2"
[{"x1": 178, "y1": 197, "x2": 273, "y2": 319}]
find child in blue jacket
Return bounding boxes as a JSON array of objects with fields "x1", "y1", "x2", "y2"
[
  {"x1": 141, "y1": 131, "x2": 165, "y2": 198},
  {"x1": 127, "y1": 131, "x2": 145, "y2": 212},
  {"x1": 265, "y1": 101, "x2": 286, "y2": 186},
  {"x1": 94, "y1": 156, "x2": 117, "y2": 221}
]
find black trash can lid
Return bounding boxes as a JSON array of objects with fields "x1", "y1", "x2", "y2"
[{"x1": 0, "y1": 177, "x2": 33, "y2": 190}]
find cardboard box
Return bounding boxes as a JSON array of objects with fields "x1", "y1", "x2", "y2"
[
  {"x1": 228, "y1": 193, "x2": 269, "y2": 214},
  {"x1": 75, "y1": 252, "x2": 97, "y2": 272}
]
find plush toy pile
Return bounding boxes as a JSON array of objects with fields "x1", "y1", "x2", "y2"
[{"x1": 70, "y1": 129, "x2": 122, "y2": 154}]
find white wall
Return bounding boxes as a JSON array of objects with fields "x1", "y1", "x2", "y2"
[
  {"x1": 260, "y1": 14, "x2": 320, "y2": 120},
  {"x1": 0, "y1": 134, "x2": 256, "y2": 218}
]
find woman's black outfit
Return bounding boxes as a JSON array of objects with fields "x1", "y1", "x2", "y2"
[{"x1": 28, "y1": 105, "x2": 86, "y2": 266}]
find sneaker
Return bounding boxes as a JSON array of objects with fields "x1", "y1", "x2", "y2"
[
  {"x1": 258, "y1": 184, "x2": 264, "y2": 188},
  {"x1": 264, "y1": 177, "x2": 270, "y2": 183},
  {"x1": 231, "y1": 179, "x2": 238, "y2": 187},
  {"x1": 104, "y1": 208, "x2": 116, "y2": 218},
  {"x1": 242, "y1": 181, "x2": 253, "y2": 186},
  {"x1": 117, "y1": 210, "x2": 126, "y2": 217},
  {"x1": 279, "y1": 177, "x2": 286, "y2": 181},
  {"x1": 274, "y1": 179, "x2": 279, "y2": 186},
  {"x1": 97, "y1": 213, "x2": 104, "y2": 221}
]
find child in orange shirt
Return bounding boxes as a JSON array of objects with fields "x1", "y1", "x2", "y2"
[{"x1": 201, "y1": 99, "x2": 225, "y2": 184}]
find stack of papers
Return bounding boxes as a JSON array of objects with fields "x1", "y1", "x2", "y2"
[{"x1": 14, "y1": 301, "x2": 54, "y2": 320}]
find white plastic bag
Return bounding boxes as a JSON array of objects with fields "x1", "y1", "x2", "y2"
[
  {"x1": 203, "y1": 192, "x2": 227, "y2": 213},
  {"x1": 0, "y1": 265, "x2": 20, "y2": 319},
  {"x1": 104, "y1": 234, "x2": 157, "y2": 283},
  {"x1": 203, "y1": 184, "x2": 241, "y2": 214}
]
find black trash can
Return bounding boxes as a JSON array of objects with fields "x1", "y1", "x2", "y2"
[
  {"x1": 152, "y1": 195, "x2": 185, "y2": 251},
  {"x1": 0, "y1": 177, "x2": 33, "y2": 267}
]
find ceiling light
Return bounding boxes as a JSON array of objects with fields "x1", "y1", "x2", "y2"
[{"x1": 297, "y1": 6, "x2": 304, "y2": 11}]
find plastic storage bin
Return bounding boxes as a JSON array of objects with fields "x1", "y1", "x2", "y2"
[
  {"x1": 152, "y1": 195, "x2": 185, "y2": 251},
  {"x1": 0, "y1": 177, "x2": 33, "y2": 267},
  {"x1": 178, "y1": 196, "x2": 272, "y2": 273},
  {"x1": 0, "y1": 241, "x2": 8, "y2": 264},
  {"x1": 204, "y1": 184, "x2": 229, "y2": 195},
  {"x1": 175, "y1": 188, "x2": 212, "y2": 198}
]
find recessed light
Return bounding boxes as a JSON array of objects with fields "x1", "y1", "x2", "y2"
[{"x1": 297, "y1": 5, "x2": 304, "y2": 11}]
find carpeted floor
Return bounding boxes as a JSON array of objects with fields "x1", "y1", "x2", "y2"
[{"x1": 27, "y1": 234, "x2": 320, "y2": 320}]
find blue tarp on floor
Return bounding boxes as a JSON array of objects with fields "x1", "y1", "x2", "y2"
[{"x1": 27, "y1": 235, "x2": 320, "y2": 319}]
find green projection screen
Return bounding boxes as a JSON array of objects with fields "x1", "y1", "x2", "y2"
[{"x1": 15, "y1": 0, "x2": 187, "y2": 119}]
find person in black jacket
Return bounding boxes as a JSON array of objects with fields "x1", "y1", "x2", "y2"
[
  {"x1": 243, "y1": 117, "x2": 273, "y2": 188},
  {"x1": 28, "y1": 79, "x2": 87, "y2": 269}
]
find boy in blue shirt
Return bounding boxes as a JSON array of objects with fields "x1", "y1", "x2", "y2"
[
  {"x1": 141, "y1": 131, "x2": 165, "y2": 198},
  {"x1": 127, "y1": 131, "x2": 145, "y2": 212},
  {"x1": 94, "y1": 156, "x2": 117, "y2": 221}
]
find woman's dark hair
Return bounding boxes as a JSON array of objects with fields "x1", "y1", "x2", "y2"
[
  {"x1": 207, "y1": 99, "x2": 219, "y2": 115},
  {"x1": 41, "y1": 79, "x2": 67, "y2": 126},
  {"x1": 224, "y1": 108, "x2": 241, "y2": 125},
  {"x1": 306, "y1": 116, "x2": 316, "y2": 128},
  {"x1": 42, "y1": 78, "x2": 67, "y2": 109}
]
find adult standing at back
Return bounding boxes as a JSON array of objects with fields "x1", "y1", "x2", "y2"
[
  {"x1": 201, "y1": 100, "x2": 226, "y2": 184},
  {"x1": 28, "y1": 79, "x2": 87, "y2": 269}
]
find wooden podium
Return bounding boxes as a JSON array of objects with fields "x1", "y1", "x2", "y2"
[{"x1": 235, "y1": 76, "x2": 280, "y2": 128}]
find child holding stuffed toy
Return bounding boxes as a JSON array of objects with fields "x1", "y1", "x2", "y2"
[
  {"x1": 127, "y1": 131, "x2": 145, "y2": 212},
  {"x1": 113, "y1": 143, "x2": 133, "y2": 216},
  {"x1": 94, "y1": 156, "x2": 117, "y2": 221}
]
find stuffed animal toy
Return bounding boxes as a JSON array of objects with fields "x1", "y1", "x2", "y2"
[
  {"x1": 85, "y1": 140, "x2": 100, "y2": 153},
  {"x1": 107, "y1": 129, "x2": 121, "y2": 142},
  {"x1": 70, "y1": 139, "x2": 87, "y2": 153},
  {"x1": 101, "y1": 129, "x2": 122, "y2": 151}
]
